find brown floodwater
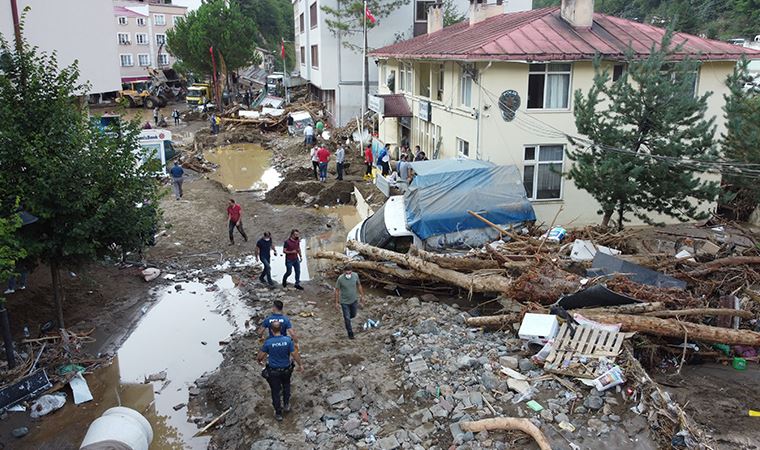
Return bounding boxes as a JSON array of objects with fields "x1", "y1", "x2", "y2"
[
  {"x1": 204, "y1": 144, "x2": 282, "y2": 192},
  {"x1": 22, "y1": 275, "x2": 250, "y2": 450}
]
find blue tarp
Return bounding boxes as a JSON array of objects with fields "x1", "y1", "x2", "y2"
[{"x1": 404, "y1": 163, "x2": 536, "y2": 240}]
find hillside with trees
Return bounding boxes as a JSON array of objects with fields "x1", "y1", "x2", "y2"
[{"x1": 533, "y1": 0, "x2": 760, "y2": 40}]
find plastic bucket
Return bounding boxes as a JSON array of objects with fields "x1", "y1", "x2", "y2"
[{"x1": 80, "y1": 407, "x2": 153, "y2": 450}]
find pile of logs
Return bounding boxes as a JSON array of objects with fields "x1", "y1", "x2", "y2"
[
  {"x1": 316, "y1": 231, "x2": 760, "y2": 346},
  {"x1": 219, "y1": 101, "x2": 325, "y2": 133}
]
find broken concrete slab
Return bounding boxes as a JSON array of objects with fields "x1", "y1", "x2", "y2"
[
  {"x1": 408, "y1": 359, "x2": 429, "y2": 374},
  {"x1": 327, "y1": 390, "x2": 355, "y2": 405},
  {"x1": 507, "y1": 378, "x2": 531, "y2": 395},
  {"x1": 377, "y1": 435, "x2": 400, "y2": 450}
]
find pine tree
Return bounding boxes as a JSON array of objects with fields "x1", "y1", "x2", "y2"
[
  {"x1": 720, "y1": 57, "x2": 760, "y2": 220},
  {"x1": 568, "y1": 31, "x2": 720, "y2": 229}
]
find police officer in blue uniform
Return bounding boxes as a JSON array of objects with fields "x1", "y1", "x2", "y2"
[
  {"x1": 257, "y1": 321, "x2": 303, "y2": 421},
  {"x1": 259, "y1": 300, "x2": 299, "y2": 342}
]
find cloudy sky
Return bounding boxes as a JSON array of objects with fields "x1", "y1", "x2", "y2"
[{"x1": 173, "y1": 0, "x2": 202, "y2": 11}]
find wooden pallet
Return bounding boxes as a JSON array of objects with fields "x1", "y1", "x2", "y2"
[{"x1": 544, "y1": 323, "x2": 627, "y2": 378}]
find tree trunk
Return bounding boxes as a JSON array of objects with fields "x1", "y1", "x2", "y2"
[
  {"x1": 685, "y1": 256, "x2": 760, "y2": 277},
  {"x1": 601, "y1": 210, "x2": 613, "y2": 228},
  {"x1": 464, "y1": 314, "x2": 521, "y2": 328},
  {"x1": 583, "y1": 311, "x2": 760, "y2": 346},
  {"x1": 460, "y1": 418, "x2": 551, "y2": 450},
  {"x1": 409, "y1": 247, "x2": 502, "y2": 271},
  {"x1": 346, "y1": 241, "x2": 513, "y2": 294},
  {"x1": 50, "y1": 260, "x2": 65, "y2": 329},
  {"x1": 315, "y1": 251, "x2": 434, "y2": 281},
  {"x1": 643, "y1": 308, "x2": 754, "y2": 319},
  {"x1": 507, "y1": 265, "x2": 579, "y2": 304},
  {"x1": 616, "y1": 204, "x2": 625, "y2": 231}
]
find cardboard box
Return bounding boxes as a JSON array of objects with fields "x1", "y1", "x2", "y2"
[{"x1": 518, "y1": 313, "x2": 559, "y2": 343}]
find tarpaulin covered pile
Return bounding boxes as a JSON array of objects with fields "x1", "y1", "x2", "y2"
[{"x1": 405, "y1": 160, "x2": 536, "y2": 240}]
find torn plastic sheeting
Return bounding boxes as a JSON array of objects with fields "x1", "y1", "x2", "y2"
[
  {"x1": 557, "y1": 284, "x2": 642, "y2": 310},
  {"x1": 0, "y1": 369, "x2": 52, "y2": 410},
  {"x1": 70, "y1": 372, "x2": 94, "y2": 405},
  {"x1": 588, "y1": 252, "x2": 687, "y2": 290},
  {"x1": 570, "y1": 239, "x2": 621, "y2": 262}
]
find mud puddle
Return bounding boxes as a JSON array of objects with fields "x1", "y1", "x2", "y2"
[
  {"x1": 24, "y1": 275, "x2": 251, "y2": 450},
  {"x1": 205, "y1": 144, "x2": 282, "y2": 192}
]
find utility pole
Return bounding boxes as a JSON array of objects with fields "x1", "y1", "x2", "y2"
[
  {"x1": 10, "y1": 0, "x2": 22, "y2": 53},
  {"x1": 360, "y1": 0, "x2": 368, "y2": 147}
]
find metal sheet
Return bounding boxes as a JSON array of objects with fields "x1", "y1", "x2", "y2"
[
  {"x1": 0, "y1": 369, "x2": 52, "y2": 410},
  {"x1": 589, "y1": 252, "x2": 687, "y2": 290}
]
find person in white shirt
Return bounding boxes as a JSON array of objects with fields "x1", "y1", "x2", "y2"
[
  {"x1": 335, "y1": 145, "x2": 346, "y2": 180},
  {"x1": 310, "y1": 146, "x2": 319, "y2": 180},
  {"x1": 304, "y1": 124, "x2": 315, "y2": 145}
]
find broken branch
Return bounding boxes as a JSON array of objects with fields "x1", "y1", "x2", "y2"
[{"x1": 460, "y1": 418, "x2": 552, "y2": 450}]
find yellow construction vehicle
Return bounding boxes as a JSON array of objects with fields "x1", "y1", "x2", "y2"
[{"x1": 187, "y1": 83, "x2": 211, "y2": 107}]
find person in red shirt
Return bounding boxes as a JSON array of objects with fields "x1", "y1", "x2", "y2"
[
  {"x1": 363, "y1": 145, "x2": 373, "y2": 181},
  {"x1": 226, "y1": 198, "x2": 248, "y2": 245},
  {"x1": 282, "y1": 229, "x2": 303, "y2": 290},
  {"x1": 316, "y1": 146, "x2": 330, "y2": 182}
]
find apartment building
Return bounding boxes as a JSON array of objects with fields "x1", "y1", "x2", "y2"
[
  {"x1": 113, "y1": 0, "x2": 187, "y2": 84},
  {"x1": 0, "y1": 0, "x2": 121, "y2": 97},
  {"x1": 370, "y1": 0, "x2": 760, "y2": 226},
  {"x1": 291, "y1": 0, "x2": 470, "y2": 126}
]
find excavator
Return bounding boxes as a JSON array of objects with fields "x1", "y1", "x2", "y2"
[{"x1": 118, "y1": 67, "x2": 185, "y2": 109}]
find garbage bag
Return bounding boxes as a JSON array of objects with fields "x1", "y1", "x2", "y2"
[{"x1": 30, "y1": 393, "x2": 66, "y2": 418}]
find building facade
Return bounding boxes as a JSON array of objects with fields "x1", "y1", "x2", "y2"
[
  {"x1": 0, "y1": 0, "x2": 122, "y2": 96},
  {"x1": 291, "y1": 0, "x2": 470, "y2": 126},
  {"x1": 113, "y1": 0, "x2": 187, "y2": 84},
  {"x1": 370, "y1": 0, "x2": 759, "y2": 226}
]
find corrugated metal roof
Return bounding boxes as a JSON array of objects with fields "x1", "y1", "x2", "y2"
[{"x1": 371, "y1": 7, "x2": 760, "y2": 62}]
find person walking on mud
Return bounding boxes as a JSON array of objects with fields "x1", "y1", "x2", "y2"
[
  {"x1": 260, "y1": 300, "x2": 299, "y2": 342},
  {"x1": 153, "y1": 106, "x2": 159, "y2": 126},
  {"x1": 257, "y1": 321, "x2": 303, "y2": 421},
  {"x1": 172, "y1": 109, "x2": 180, "y2": 126},
  {"x1": 170, "y1": 161, "x2": 184, "y2": 200},
  {"x1": 335, "y1": 144, "x2": 345, "y2": 181},
  {"x1": 282, "y1": 229, "x2": 303, "y2": 290},
  {"x1": 316, "y1": 145, "x2": 330, "y2": 182},
  {"x1": 255, "y1": 231, "x2": 277, "y2": 286},
  {"x1": 334, "y1": 264, "x2": 365, "y2": 339},
  {"x1": 226, "y1": 198, "x2": 248, "y2": 245},
  {"x1": 310, "y1": 146, "x2": 320, "y2": 180},
  {"x1": 363, "y1": 144, "x2": 373, "y2": 181}
]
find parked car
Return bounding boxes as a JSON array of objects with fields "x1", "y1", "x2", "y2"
[{"x1": 287, "y1": 111, "x2": 314, "y2": 136}]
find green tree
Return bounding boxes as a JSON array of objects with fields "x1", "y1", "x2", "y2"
[
  {"x1": 167, "y1": 0, "x2": 259, "y2": 78},
  {"x1": 322, "y1": 0, "x2": 410, "y2": 104},
  {"x1": 567, "y1": 31, "x2": 719, "y2": 229},
  {"x1": 239, "y1": 0, "x2": 295, "y2": 67},
  {"x1": 441, "y1": 0, "x2": 465, "y2": 26},
  {"x1": 0, "y1": 208, "x2": 24, "y2": 305},
  {"x1": 0, "y1": 31, "x2": 159, "y2": 328},
  {"x1": 720, "y1": 57, "x2": 760, "y2": 220}
]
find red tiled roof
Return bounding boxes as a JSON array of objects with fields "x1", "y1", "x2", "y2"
[
  {"x1": 378, "y1": 94, "x2": 413, "y2": 117},
  {"x1": 370, "y1": 7, "x2": 760, "y2": 62}
]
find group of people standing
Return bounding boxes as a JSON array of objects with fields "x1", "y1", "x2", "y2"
[
  {"x1": 257, "y1": 263, "x2": 364, "y2": 421},
  {"x1": 309, "y1": 143, "x2": 346, "y2": 182}
]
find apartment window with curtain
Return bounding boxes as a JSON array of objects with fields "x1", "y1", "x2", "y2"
[
  {"x1": 138, "y1": 54, "x2": 150, "y2": 66},
  {"x1": 310, "y1": 3, "x2": 317, "y2": 29},
  {"x1": 157, "y1": 54, "x2": 169, "y2": 66},
  {"x1": 311, "y1": 45, "x2": 319, "y2": 68},
  {"x1": 456, "y1": 138, "x2": 469, "y2": 158},
  {"x1": 156, "y1": 34, "x2": 166, "y2": 46},
  {"x1": 300, "y1": 47, "x2": 305, "y2": 64},
  {"x1": 436, "y1": 64, "x2": 444, "y2": 101},
  {"x1": 523, "y1": 145, "x2": 564, "y2": 200},
  {"x1": 399, "y1": 63, "x2": 412, "y2": 93},
  {"x1": 137, "y1": 17, "x2": 146, "y2": 26},
  {"x1": 459, "y1": 64, "x2": 473, "y2": 107},
  {"x1": 299, "y1": 13, "x2": 304, "y2": 32},
  {"x1": 154, "y1": 14, "x2": 166, "y2": 26},
  {"x1": 117, "y1": 33, "x2": 130, "y2": 45},
  {"x1": 136, "y1": 33, "x2": 148, "y2": 45},
  {"x1": 527, "y1": 63, "x2": 571, "y2": 109},
  {"x1": 118, "y1": 16, "x2": 128, "y2": 25},
  {"x1": 120, "y1": 54, "x2": 133, "y2": 67},
  {"x1": 405, "y1": 63, "x2": 412, "y2": 93}
]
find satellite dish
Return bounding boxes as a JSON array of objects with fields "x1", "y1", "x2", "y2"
[{"x1": 498, "y1": 90, "x2": 521, "y2": 122}]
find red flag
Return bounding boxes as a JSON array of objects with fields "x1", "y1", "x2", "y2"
[
  {"x1": 365, "y1": 7, "x2": 376, "y2": 24},
  {"x1": 280, "y1": 39, "x2": 286, "y2": 59}
]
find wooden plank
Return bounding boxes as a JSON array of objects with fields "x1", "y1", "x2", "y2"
[{"x1": 580, "y1": 328, "x2": 600, "y2": 356}]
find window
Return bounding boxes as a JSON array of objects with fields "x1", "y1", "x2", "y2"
[
  {"x1": 172, "y1": 15, "x2": 182, "y2": 27},
  {"x1": 311, "y1": 45, "x2": 319, "y2": 68},
  {"x1": 523, "y1": 145, "x2": 564, "y2": 200},
  {"x1": 388, "y1": 69, "x2": 396, "y2": 92},
  {"x1": 528, "y1": 63, "x2": 571, "y2": 109},
  {"x1": 415, "y1": 0, "x2": 435, "y2": 22},
  {"x1": 437, "y1": 64, "x2": 444, "y2": 101},
  {"x1": 309, "y1": 3, "x2": 317, "y2": 29},
  {"x1": 299, "y1": 13, "x2": 304, "y2": 32},
  {"x1": 664, "y1": 64, "x2": 699, "y2": 97},
  {"x1": 418, "y1": 63, "x2": 431, "y2": 97},
  {"x1": 157, "y1": 54, "x2": 169, "y2": 66},
  {"x1": 460, "y1": 64, "x2": 474, "y2": 107},
  {"x1": 118, "y1": 16, "x2": 128, "y2": 25},
  {"x1": 456, "y1": 138, "x2": 469, "y2": 158},
  {"x1": 136, "y1": 33, "x2": 148, "y2": 45},
  {"x1": 399, "y1": 63, "x2": 412, "y2": 93},
  {"x1": 120, "y1": 54, "x2": 134, "y2": 67},
  {"x1": 117, "y1": 33, "x2": 130, "y2": 45},
  {"x1": 154, "y1": 14, "x2": 166, "y2": 26},
  {"x1": 138, "y1": 54, "x2": 150, "y2": 66},
  {"x1": 300, "y1": 46, "x2": 305, "y2": 64},
  {"x1": 137, "y1": 17, "x2": 146, "y2": 26},
  {"x1": 156, "y1": 34, "x2": 166, "y2": 46},
  {"x1": 612, "y1": 64, "x2": 624, "y2": 82}
]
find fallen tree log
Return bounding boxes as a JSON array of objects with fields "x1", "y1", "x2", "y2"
[
  {"x1": 583, "y1": 312, "x2": 760, "y2": 346},
  {"x1": 347, "y1": 241, "x2": 512, "y2": 294},
  {"x1": 464, "y1": 314, "x2": 521, "y2": 328},
  {"x1": 582, "y1": 302, "x2": 665, "y2": 315},
  {"x1": 684, "y1": 256, "x2": 760, "y2": 277},
  {"x1": 460, "y1": 418, "x2": 551, "y2": 450},
  {"x1": 644, "y1": 308, "x2": 754, "y2": 319},
  {"x1": 314, "y1": 251, "x2": 434, "y2": 281},
  {"x1": 507, "y1": 264, "x2": 579, "y2": 304},
  {"x1": 409, "y1": 247, "x2": 502, "y2": 271}
]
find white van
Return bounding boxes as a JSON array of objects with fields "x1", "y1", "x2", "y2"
[{"x1": 136, "y1": 129, "x2": 176, "y2": 174}]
